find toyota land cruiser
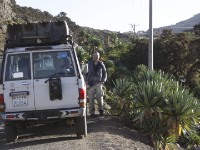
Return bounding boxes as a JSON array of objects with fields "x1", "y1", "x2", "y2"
[{"x1": 0, "y1": 21, "x2": 87, "y2": 142}]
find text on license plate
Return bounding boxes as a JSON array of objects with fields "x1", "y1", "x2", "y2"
[{"x1": 12, "y1": 96, "x2": 28, "y2": 107}]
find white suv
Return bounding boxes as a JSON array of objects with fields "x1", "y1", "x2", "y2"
[{"x1": 0, "y1": 21, "x2": 87, "y2": 142}]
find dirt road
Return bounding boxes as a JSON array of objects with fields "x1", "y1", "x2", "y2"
[{"x1": 0, "y1": 116, "x2": 154, "y2": 150}]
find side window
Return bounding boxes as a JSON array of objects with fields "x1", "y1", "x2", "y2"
[{"x1": 5, "y1": 53, "x2": 31, "y2": 81}]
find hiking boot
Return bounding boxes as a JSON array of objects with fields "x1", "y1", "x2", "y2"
[{"x1": 99, "y1": 110, "x2": 104, "y2": 116}]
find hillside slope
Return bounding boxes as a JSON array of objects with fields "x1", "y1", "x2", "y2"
[
  {"x1": 154, "y1": 13, "x2": 200, "y2": 33},
  {"x1": 0, "y1": 2, "x2": 132, "y2": 51},
  {"x1": 1, "y1": 1, "x2": 200, "y2": 50},
  {"x1": 0, "y1": 0, "x2": 14, "y2": 50}
]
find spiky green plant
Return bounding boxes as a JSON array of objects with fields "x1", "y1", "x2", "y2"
[
  {"x1": 185, "y1": 132, "x2": 200, "y2": 149},
  {"x1": 139, "y1": 116, "x2": 167, "y2": 149},
  {"x1": 75, "y1": 46, "x2": 89, "y2": 63},
  {"x1": 161, "y1": 135, "x2": 178, "y2": 150},
  {"x1": 130, "y1": 65, "x2": 200, "y2": 149},
  {"x1": 112, "y1": 77, "x2": 134, "y2": 116},
  {"x1": 133, "y1": 81, "x2": 164, "y2": 123},
  {"x1": 163, "y1": 87, "x2": 200, "y2": 139}
]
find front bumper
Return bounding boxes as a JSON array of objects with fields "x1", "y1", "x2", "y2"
[{"x1": 1, "y1": 107, "x2": 86, "y2": 121}]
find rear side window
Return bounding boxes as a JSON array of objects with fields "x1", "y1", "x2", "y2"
[
  {"x1": 33, "y1": 51, "x2": 75, "y2": 79},
  {"x1": 5, "y1": 53, "x2": 31, "y2": 81}
]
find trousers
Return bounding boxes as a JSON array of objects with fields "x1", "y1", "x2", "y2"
[{"x1": 88, "y1": 83, "x2": 104, "y2": 115}]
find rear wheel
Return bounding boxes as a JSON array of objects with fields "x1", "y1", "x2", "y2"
[
  {"x1": 5, "y1": 124, "x2": 18, "y2": 142},
  {"x1": 75, "y1": 114, "x2": 87, "y2": 139}
]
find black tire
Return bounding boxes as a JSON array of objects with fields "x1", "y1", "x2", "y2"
[
  {"x1": 5, "y1": 124, "x2": 18, "y2": 142},
  {"x1": 75, "y1": 114, "x2": 87, "y2": 139}
]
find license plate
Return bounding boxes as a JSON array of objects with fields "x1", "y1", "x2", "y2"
[{"x1": 12, "y1": 96, "x2": 28, "y2": 107}]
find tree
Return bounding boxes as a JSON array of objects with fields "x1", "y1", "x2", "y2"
[
  {"x1": 58, "y1": 12, "x2": 67, "y2": 18},
  {"x1": 122, "y1": 39, "x2": 148, "y2": 70},
  {"x1": 194, "y1": 23, "x2": 200, "y2": 36},
  {"x1": 154, "y1": 29, "x2": 200, "y2": 88}
]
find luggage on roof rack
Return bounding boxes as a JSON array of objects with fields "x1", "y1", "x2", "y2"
[{"x1": 6, "y1": 21, "x2": 70, "y2": 48}]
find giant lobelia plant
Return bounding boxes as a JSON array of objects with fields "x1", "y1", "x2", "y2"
[{"x1": 131, "y1": 65, "x2": 200, "y2": 149}]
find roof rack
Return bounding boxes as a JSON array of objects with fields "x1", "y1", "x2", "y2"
[{"x1": 5, "y1": 21, "x2": 72, "y2": 48}]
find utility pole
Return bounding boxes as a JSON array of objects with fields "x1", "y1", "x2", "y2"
[{"x1": 148, "y1": 0, "x2": 153, "y2": 70}]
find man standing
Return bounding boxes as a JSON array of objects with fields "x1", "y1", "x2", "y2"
[{"x1": 86, "y1": 52, "x2": 107, "y2": 117}]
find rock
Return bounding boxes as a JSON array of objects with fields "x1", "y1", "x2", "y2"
[{"x1": 0, "y1": 0, "x2": 13, "y2": 50}]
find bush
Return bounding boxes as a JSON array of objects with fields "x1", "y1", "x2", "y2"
[{"x1": 111, "y1": 65, "x2": 200, "y2": 149}]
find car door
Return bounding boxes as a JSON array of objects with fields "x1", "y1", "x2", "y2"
[
  {"x1": 33, "y1": 50, "x2": 80, "y2": 110},
  {"x1": 3, "y1": 53, "x2": 35, "y2": 112}
]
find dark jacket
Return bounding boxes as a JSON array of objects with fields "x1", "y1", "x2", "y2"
[{"x1": 86, "y1": 60, "x2": 107, "y2": 86}]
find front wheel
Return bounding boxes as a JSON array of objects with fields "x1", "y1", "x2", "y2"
[
  {"x1": 75, "y1": 115, "x2": 87, "y2": 139},
  {"x1": 5, "y1": 124, "x2": 18, "y2": 142}
]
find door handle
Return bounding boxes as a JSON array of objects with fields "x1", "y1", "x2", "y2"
[{"x1": 21, "y1": 81, "x2": 31, "y2": 85}]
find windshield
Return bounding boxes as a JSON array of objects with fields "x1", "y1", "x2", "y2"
[{"x1": 33, "y1": 51, "x2": 75, "y2": 79}]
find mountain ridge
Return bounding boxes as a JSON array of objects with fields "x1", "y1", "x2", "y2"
[{"x1": 153, "y1": 13, "x2": 200, "y2": 33}]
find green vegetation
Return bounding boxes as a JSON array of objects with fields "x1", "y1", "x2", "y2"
[
  {"x1": 76, "y1": 24, "x2": 200, "y2": 149},
  {"x1": 2, "y1": 5, "x2": 200, "y2": 149},
  {"x1": 111, "y1": 65, "x2": 200, "y2": 149}
]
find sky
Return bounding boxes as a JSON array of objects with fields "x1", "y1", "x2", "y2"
[{"x1": 15, "y1": 0, "x2": 200, "y2": 33}]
